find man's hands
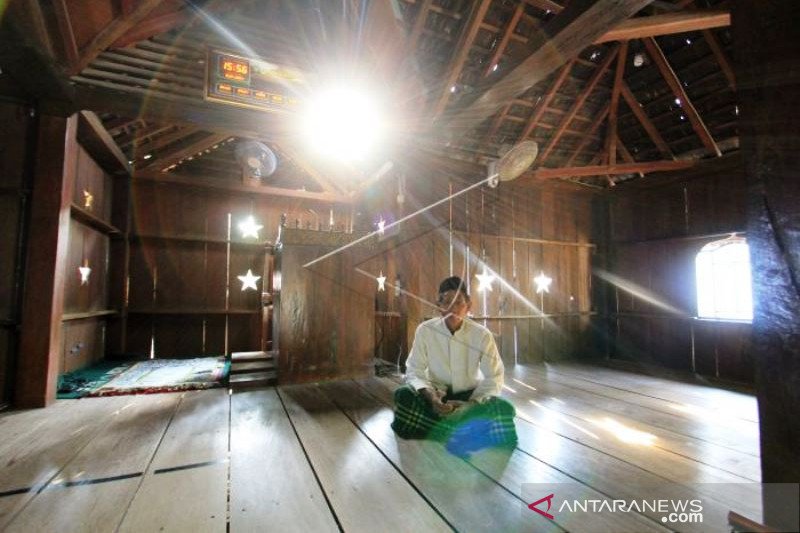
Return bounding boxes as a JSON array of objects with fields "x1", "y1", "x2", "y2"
[
  {"x1": 419, "y1": 388, "x2": 456, "y2": 415},
  {"x1": 418, "y1": 389, "x2": 477, "y2": 416}
]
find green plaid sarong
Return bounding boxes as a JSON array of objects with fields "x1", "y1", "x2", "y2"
[{"x1": 391, "y1": 385, "x2": 518, "y2": 450}]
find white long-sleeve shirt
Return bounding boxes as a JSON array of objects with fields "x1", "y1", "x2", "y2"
[{"x1": 404, "y1": 317, "x2": 504, "y2": 402}]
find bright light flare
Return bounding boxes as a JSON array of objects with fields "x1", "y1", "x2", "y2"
[
  {"x1": 590, "y1": 417, "x2": 656, "y2": 446},
  {"x1": 301, "y1": 84, "x2": 386, "y2": 162}
]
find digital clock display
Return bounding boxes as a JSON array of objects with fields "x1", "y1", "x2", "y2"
[
  {"x1": 206, "y1": 49, "x2": 303, "y2": 113},
  {"x1": 219, "y1": 56, "x2": 250, "y2": 82}
]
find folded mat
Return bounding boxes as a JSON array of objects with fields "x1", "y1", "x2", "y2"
[{"x1": 87, "y1": 356, "x2": 230, "y2": 397}]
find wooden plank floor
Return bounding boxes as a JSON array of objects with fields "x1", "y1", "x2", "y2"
[{"x1": 0, "y1": 363, "x2": 761, "y2": 532}]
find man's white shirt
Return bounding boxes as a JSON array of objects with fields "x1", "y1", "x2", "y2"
[{"x1": 404, "y1": 317, "x2": 504, "y2": 402}]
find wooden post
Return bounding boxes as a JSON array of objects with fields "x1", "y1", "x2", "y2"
[
  {"x1": 15, "y1": 114, "x2": 78, "y2": 408},
  {"x1": 732, "y1": 2, "x2": 800, "y2": 530}
]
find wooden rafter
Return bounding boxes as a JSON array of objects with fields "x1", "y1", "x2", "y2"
[
  {"x1": 539, "y1": 44, "x2": 619, "y2": 164},
  {"x1": 446, "y1": 0, "x2": 654, "y2": 136},
  {"x1": 483, "y1": 1, "x2": 527, "y2": 77},
  {"x1": 144, "y1": 133, "x2": 229, "y2": 171},
  {"x1": 565, "y1": 102, "x2": 610, "y2": 166},
  {"x1": 121, "y1": 125, "x2": 173, "y2": 150},
  {"x1": 72, "y1": 0, "x2": 163, "y2": 74},
  {"x1": 406, "y1": 0, "x2": 435, "y2": 54},
  {"x1": 606, "y1": 41, "x2": 629, "y2": 166},
  {"x1": 277, "y1": 145, "x2": 348, "y2": 197},
  {"x1": 520, "y1": 60, "x2": 575, "y2": 142},
  {"x1": 134, "y1": 171, "x2": 352, "y2": 204},
  {"x1": 596, "y1": 9, "x2": 729, "y2": 42},
  {"x1": 643, "y1": 37, "x2": 720, "y2": 156},
  {"x1": 129, "y1": 127, "x2": 200, "y2": 160},
  {"x1": 528, "y1": 159, "x2": 694, "y2": 180},
  {"x1": 620, "y1": 81, "x2": 674, "y2": 159},
  {"x1": 703, "y1": 29, "x2": 735, "y2": 89},
  {"x1": 51, "y1": 0, "x2": 79, "y2": 68},
  {"x1": 72, "y1": 84, "x2": 285, "y2": 139},
  {"x1": 431, "y1": 0, "x2": 493, "y2": 119}
]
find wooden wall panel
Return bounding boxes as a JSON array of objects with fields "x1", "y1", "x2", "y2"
[
  {"x1": 276, "y1": 232, "x2": 374, "y2": 384},
  {"x1": 154, "y1": 316, "x2": 204, "y2": 358},
  {"x1": 609, "y1": 163, "x2": 752, "y2": 383},
  {"x1": 61, "y1": 318, "x2": 105, "y2": 373},
  {"x1": 0, "y1": 195, "x2": 21, "y2": 320},
  {"x1": 0, "y1": 103, "x2": 31, "y2": 405}
]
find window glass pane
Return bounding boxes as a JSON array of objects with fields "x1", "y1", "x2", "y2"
[{"x1": 695, "y1": 239, "x2": 753, "y2": 321}]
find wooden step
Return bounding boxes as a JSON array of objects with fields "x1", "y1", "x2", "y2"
[
  {"x1": 231, "y1": 351, "x2": 271, "y2": 362},
  {"x1": 230, "y1": 360, "x2": 276, "y2": 373},
  {"x1": 229, "y1": 370, "x2": 277, "y2": 388}
]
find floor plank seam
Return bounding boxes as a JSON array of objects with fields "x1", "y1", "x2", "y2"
[
  {"x1": 531, "y1": 371, "x2": 761, "y2": 436},
  {"x1": 348, "y1": 382, "x2": 567, "y2": 531},
  {"x1": 545, "y1": 368, "x2": 758, "y2": 423},
  {"x1": 512, "y1": 413, "x2": 751, "y2": 515},
  {"x1": 351, "y1": 380, "x2": 542, "y2": 518},
  {"x1": 324, "y1": 385, "x2": 459, "y2": 533},
  {"x1": 275, "y1": 387, "x2": 345, "y2": 533},
  {"x1": 226, "y1": 388, "x2": 232, "y2": 533},
  {"x1": 112, "y1": 393, "x2": 185, "y2": 533},
  {"x1": 512, "y1": 374, "x2": 762, "y2": 470},
  {"x1": 4, "y1": 398, "x2": 140, "y2": 528},
  {"x1": 357, "y1": 379, "x2": 687, "y2": 532}
]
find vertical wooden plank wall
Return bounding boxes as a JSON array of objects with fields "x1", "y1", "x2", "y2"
[
  {"x1": 369, "y1": 181, "x2": 597, "y2": 368},
  {"x1": 61, "y1": 145, "x2": 115, "y2": 373},
  {"x1": 0, "y1": 103, "x2": 33, "y2": 407},
  {"x1": 607, "y1": 157, "x2": 753, "y2": 383},
  {"x1": 126, "y1": 179, "x2": 350, "y2": 358}
]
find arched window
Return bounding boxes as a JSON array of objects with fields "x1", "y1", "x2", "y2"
[{"x1": 695, "y1": 236, "x2": 753, "y2": 321}]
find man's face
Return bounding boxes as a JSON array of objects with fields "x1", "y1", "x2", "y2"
[{"x1": 437, "y1": 289, "x2": 470, "y2": 319}]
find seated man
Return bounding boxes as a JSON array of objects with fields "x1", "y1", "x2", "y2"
[{"x1": 391, "y1": 276, "x2": 517, "y2": 455}]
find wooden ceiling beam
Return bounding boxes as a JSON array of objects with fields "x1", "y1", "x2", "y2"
[
  {"x1": 483, "y1": 1, "x2": 527, "y2": 77},
  {"x1": 276, "y1": 145, "x2": 348, "y2": 197},
  {"x1": 128, "y1": 126, "x2": 201, "y2": 160},
  {"x1": 431, "y1": 0, "x2": 493, "y2": 119},
  {"x1": 596, "y1": 9, "x2": 729, "y2": 43},
  {"x1": 606, "y1": 41, "x2": 629, "y2": 166},
  {"x1": 444, "y1": 0, "x2": 654, "y2": 135},
  {"x1": 406, "y1": 0, "x2": 435, "y2": 53},
  {"x1": 72, "y1": 0, "x2": 163, "y2": 74},
  {"x1": 566, "y1": 103, "x2": 609, "y2": 166},
  {"x1": 643, "y1": 37, "x2": 721, "y2": 156},
  {"x1": 133, "y1": 171, "x2": 352, "y2": 204},
  {"x1": 520, "y1": 60, "x2": 575, "y2": 142},
  {"x1": 72, "y1": 83, "x2": 286, "y2": 139},
  {"x1": 527, "y1": 159, "x2": 694, "y2": 180},
  {"x1": 540, "y1": 44, "x2": 619, "y2": 163},
  {"x1": 703, "y1": 29, "x2": 735, "y2": 89},
  {"x1": 51, "y1": 0, "x2": 79, "y2": 69},
  {"x1": 143, "y1": 133, "x2": 230, "y2": 171},
  {"x1": 620, "y1": 81, "x2": 674, "y2": 159}
]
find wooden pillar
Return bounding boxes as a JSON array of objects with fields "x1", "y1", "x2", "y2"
[
  {"x1": 732, "y1": 2, "x2": 800, "y2": 529},
  {"x1": 15, "y1": 114, "x2": 77, "y2": 408}
]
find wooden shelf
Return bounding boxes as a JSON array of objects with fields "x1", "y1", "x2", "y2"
[
  {"x1": 62, "y1": 309, "x2": 118, "y2": 321},
  {"x1": 71, "y1": 204, "x2": 122, "y2": 235},
  {"x1": 128, "y1": 308, "x2": 260, "y2": 315},
  {"x1": 130, "y1": 233, "x2": 271, "y2": 248}
]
